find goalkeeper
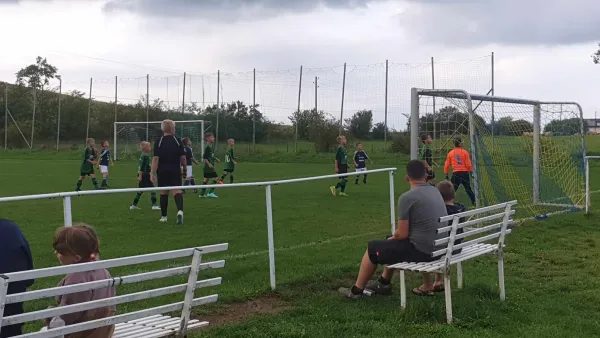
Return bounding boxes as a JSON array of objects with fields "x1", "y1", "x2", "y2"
[{"x1": 444, "y1": 137, "x2": 475, "y2": 206}]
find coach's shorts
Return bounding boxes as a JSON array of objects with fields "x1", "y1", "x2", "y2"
[
  {"x1": 139, "y1": 174, "x2": 154, "y2": 189},
  {"x1": 157, "y1": 171, "x2": 182, "y2": 188},
  {"x1": 204, "y1": 171, "x2": 218, "y2": 179},
  {"x1": 80, "y1": 169, "x2": 94, "y2": 177},
  {"x1": 100, "y1": 165, "x2": 109, "y2": 174},
  {"x1": 355, "y1": 167, "x2": 367, "y2": 172},
  {"x1": 186, "y1": 165, "x2": 193, "y2": 178},
  {"x1": 367, "y1": 238, "x2": 432, "y2": 265}
]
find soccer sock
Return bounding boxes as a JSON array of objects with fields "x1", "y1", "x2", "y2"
[
  {"x1": 220, "y1": 172, "x2": 227, "y2": 181},
  {"x1": 160, "y1": 195, "x2": 168, "y2": 217},
  {"x1": 190, "y1": 179, "x2": 197, "y2": 192},
  {"x1": 184, "y1": 179, "x2": 190, "y2": 186},
  {"x1": 174, "y1": 193, "x2": 184, "y2": 211},
  {"x1": 102, "y1": 177, "x2": 107, "y2": 187},
  {"x1": 335, "y1": 179, "x2": 342, "y2": 189},
  {"x1": 133, "y1": 192, "x2": 142, "y2": 206},
  {"x1": 340, "y1": 179, "x2": 347, "y2": 193},
  {"x1": 355, "y1": 176, "x2": 359, "y2": 184},
  {"x1": 350, "y1": 285, "x2": 363, "y2": 295},
  {"x1": 76, "y1": 179, "x2": 83, "y2": 190},
  {"x1": 229, "y1": 175, "x2": 234, "y2": 184},
  {"x1": 378, "y1": 276, "x2": 391, "y2": 285},
  {"x1": 363, "y1": 174, "x2": 367, "y2": 183},
  {"x1": 209, "y1": 180, "x2": 217, "y2": 193},
  {"x1": 201, "y1": 182, "x2": 207, "y2": 196},
  {"x1": 150, "y1": 192, "x2": 157, "y2": 205},
  {"x1": 91, "y1": 178, "x2": 99, "y2": 188}
]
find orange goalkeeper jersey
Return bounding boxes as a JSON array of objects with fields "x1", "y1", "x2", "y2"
[{"x1": 444, "y1": 147, "x2": 473, "y2": 174}]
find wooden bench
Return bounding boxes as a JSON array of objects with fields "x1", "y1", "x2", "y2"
[
  {"x1": 0, "y1": 243, "x2": 228, "y2": 337},
  {"x1": 387, "y1": 201, "x2": 516, "y2": 323}
]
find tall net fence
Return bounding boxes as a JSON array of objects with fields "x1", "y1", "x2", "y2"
[{"x1": 1, "y1": 55, "x2": 493, "y2": 155}]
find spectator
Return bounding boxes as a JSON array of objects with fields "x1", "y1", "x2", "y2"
[
  {"x1": 0, "y1": 219, "x2": 34, "y2": 338},
  {"x1": 338, "y1": 160, "x2": 447, "y2": 299},
  {"x1": 50, "y1": 224, "x2": 116, "y2": 338}
]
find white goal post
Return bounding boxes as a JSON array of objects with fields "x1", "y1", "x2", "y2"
[
  {"x1": 410, "y1": 88, "x2": 586, "y2": 219},
  {"x1": 113, "y1": 120, "x2": 206, "y2": 161},
  {"x1": 585, "y1": 155, "x2": 600, "y2": 214}
]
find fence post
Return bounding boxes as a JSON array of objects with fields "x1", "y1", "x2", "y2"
[
  {"x1": 0, "y1": 274, "x2": 8, "y2": 337},
  {"x1": 339, "y1": 62, "x2": 346, "y2": 135},
  {"x1": 389, "y1": 170, "x2": 396, "y2": 234},
  {"x1": 431, "y1": 57, "x2": 436, "y2": 140},
  {"x1": 384, "y1": 60, "x2": 388, "y2": 151},
  {"x1": 265, "y1": 184, "x2": 276, "y2": 290},
  {"x1": 491, "y1": 52, "x2": 495, "y2": 151},
  {"x1": 252, "y1": 68, "x2": 256, "y2": 152},
  {"x1": 4, "y1": 84, "x2": 8, "y2": 150},
  {"x1": 56, "y1": 76, "x2": 62, "y2": 150},
  {"x1": 586, "y1": 157, "x2": 590, "y2": 214},
  {"x1": 85, "y1": 78, "x2": 92, "y2": 143},
  {"x1": 295, "y1": 65, "x2": 303, "y2": 153},
  {"x1": 146, "y1": 74, "x2": 150, "y2": 140},
  {"x1": 314, "y1": 76, "x2": 318, "y2": 112},
  {"x1": 63, "y1": 196, "x2": 73, "y2": 227},
  {"x1": 30, "y1": 88, "x2": 36, "y2": 149},
  {"x1": 181, "y1": 72, "x2": 186, "y2": 114},
  {"x1": 216, "y1": 70, "x2": 220, "y2": 150}
]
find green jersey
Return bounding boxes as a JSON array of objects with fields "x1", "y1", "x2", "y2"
[
  {"x1": 203, "y1": 143, "x2": 216, "y2": 173},
  {"x1": 335, "y1": 146, "x2": 348, "y2": 166},
  {"x1": 80, "y1": 147, "x2": 97, "y2": 173},
  {"x1": 138, "y1": 152, "x2": 152, "y2": 174},
  {"x1": 225, "y1": 147, "x2": 236, "y2": 170},
  {"x1": 419, "y1": 144, "x2": 433, "y2": 167}
]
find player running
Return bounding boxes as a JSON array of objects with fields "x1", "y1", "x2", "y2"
[
  {"x1": 218, "y1": 138, "x2": 237, "y2": 184},
  {"x1": 420, "y1": 135, "x2": 439, "y2": 184},
  {"x1": 97, "y1": 141, "x2": 114, "y2": 189},
  {"x1": 75, "y1": 138, "x2": 100, "y2": 191},
  {"x1": 199, "y1": 133, "x2": 220, "y2": 198},
  {"x1": 444, "y1": 137, "x2": 476, "y2": 206},
  {"x1": 130, "y1": 141, "x2": 160, "y2": 210},
  {"x1": 353, "y1": 142, "x2": 372, "y2": 184},
  {"x1": 330, "y1": 135, "x2": 349, "y2": 197},
  {"x1": 182, "y1": 137, "x2": 200, "y2": 193}
]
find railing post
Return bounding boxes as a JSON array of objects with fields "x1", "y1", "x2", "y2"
[
  {"x1": 388, "y1": 170, "x2": 395, "y2": 235},
  {"x1": 265, "y1": 184, "x2": 276, "y2": 290},
  {"x1": 63, "y1": 196, "x2": 73, "y2": 227},
  {"x1": 0, "y1": 275, "x2": 9, "y2": 337},
  {"x1": 178, "y1": 248, "x2": 202, "y2": 337},
  {"x1": 586, "y1": 157, "x2": 590, "y2": 214}
]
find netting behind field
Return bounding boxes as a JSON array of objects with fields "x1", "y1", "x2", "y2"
[
  {"x1": 416, "y1": 92, "x2": 585, "y2": 218},
  {"x1": 115, "y1": 121, "x2": 205, "y2": 160}
]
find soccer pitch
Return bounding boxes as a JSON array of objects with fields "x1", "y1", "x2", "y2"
[{"x1": 2, "y1": 157, "x2": 600, "y2": 337}]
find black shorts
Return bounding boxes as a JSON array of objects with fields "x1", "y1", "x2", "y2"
[
  {"x1": 338, "y1": 165, "x2": 348, "y2": 179},
  {"x1": 204, "y1": 171, "x2": 218, "y2": 179},
  {"x1": 157, "y1": 171, "x2": 182, "y2": 188},
  {"x1": 224, "y1": 168, "x2": 235, "y2": 173},
  {"x1": 367, "y1": 238, "x2": 433, "y2": 265},
  {"x1": 139, "y1": 174, "x2": 154, "y2": 188},
  {"x1": 80, "y1": 170, "x2": 94, "y2": 177}
]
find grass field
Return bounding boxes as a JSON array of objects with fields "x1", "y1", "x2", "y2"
[{"x1": 2, "y1": 152, "x2": 600, "y2": 337}]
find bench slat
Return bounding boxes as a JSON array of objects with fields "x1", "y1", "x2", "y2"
[
  {"x1": 432, "y1": 229, "x2": 511, "y2": 257},
  {"x1": 437, "y1": 210, "x2": 515, "y2": 234},
  {"x1": 435, "y1": 219, "x2": 512, "y2": 246},
  {"x1": 388, "y1": 244, "x2": 498, "y2": 272},
  {"x1": 438, "y1": 200, "x2": 517, "y2": 223}
]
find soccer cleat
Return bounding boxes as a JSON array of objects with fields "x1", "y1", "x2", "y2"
[
  {"x1": 329, "y1": 186, "x2": 336, "y2": 196},
  {"x1": 159, "y1": 217, "x2": 168, "y2": 223},
  {"x1": 339, "y1": 192, "x2": 348, "y2": 197},
  {"x1": 217, "y1": 180, "x2": 224, "y2": 185},
  {"x1": 207, "y1": 192, "x2": 218, "y2": 198},
  {"x1": 152, "y1": 205, "x2": 161, "y2": 210},
  {"x1": 129, "y1": 205, "x2": 140, "y2": 210},
  {"x1": 365, "y1": 280, "x2": 392, "y2": 295},
  {"x1": 176, "y1": 210, "x2": 184, "y2": 225}
]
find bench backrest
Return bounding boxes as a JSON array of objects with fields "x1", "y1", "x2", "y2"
[
  {"x1": 433, "y1": 201, "x2": 517, "y2": 266},
  {"x1": 0, "y1": 243, "x2": 228, "y2": 338}
]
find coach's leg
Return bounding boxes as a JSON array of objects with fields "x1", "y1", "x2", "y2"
[
  {"x1": 462, "y1": 173, "x2": 476, "y2": 206},
  {"x1": 450, "y1": 173, "x2": 460, "y2": 191}
]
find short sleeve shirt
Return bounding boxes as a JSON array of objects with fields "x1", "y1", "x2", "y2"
[
  {"x1": 335, "y1": 146, "x2": 348, "y2": 166},
  {"x1": 153, "y1": 135, "x2": 184, "y2": 173}
]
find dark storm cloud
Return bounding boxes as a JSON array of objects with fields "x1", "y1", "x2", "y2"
[
  {"x1": 400, "y1": 0, "x2": 600, "y2": 46},
  {"x1": 102, "y1": 0, "x2": 373, "y2": 20}
]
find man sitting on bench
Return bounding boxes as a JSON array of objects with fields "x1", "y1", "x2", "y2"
[{"x1": 338, "y1": 160, "x2": 448, "y2": 299}]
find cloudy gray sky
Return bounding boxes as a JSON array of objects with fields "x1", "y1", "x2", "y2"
[{"x1": 0, "y1": 0, "x2": 598, "y2": 129}]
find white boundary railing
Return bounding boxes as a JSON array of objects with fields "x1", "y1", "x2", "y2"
[
  {"x1": 0, "y1": 168, "x2": 397, "y2": 290},
  {"x1": 585, "y1": 156, "x2": 600, "y2": 214}
]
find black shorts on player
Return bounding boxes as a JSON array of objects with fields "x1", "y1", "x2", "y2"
[
  {"x1": 338, "y1": 165, "x2": 348, "y2": 179},
  {"x1": 204, "y1": 172, "x2": 218, "y2": 179},
  {"x1": 367, "y1": 238, "x2": 433, "y2": 265},
  {"x1": 139, "y1": 174, "x2": 154, "y2": 188},
  {"x1": 157, "y1": 171, "x2": 182, "y2": 188},
  {"x1": 80, "y1": 170, "x2": 94, "y2": 177}
]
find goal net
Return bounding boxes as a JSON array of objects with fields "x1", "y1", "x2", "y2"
[
  {"x1": 410, "y1": 88, "x2": 586, "y2": 219},
  {"x1": 113, "y1": 120, "x2": 206, "y2": 161}
]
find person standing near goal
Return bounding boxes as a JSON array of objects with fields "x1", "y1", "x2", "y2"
[
  {"x1": 420, "y1": 135, "x2": 438, "y2": 184},
  {"x1": 444, "y1": 137, "x2": 476, "y2": 206},
  {"x1": 182, "y1": 137, "x2": 200, "y2": 193},
  {"x1": 151, "y1": 119, "x2": 186, "y2": 224}
]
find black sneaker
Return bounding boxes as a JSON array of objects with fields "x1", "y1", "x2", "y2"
[
  {"x1": 338, "y1": 287, "x2": 363, "y2": 300},
  {"x1": 365, "y1": 280, "x2": 392, "y2": 295}
]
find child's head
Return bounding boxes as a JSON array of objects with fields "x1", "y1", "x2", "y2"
[
  {"x1": 337, "y1": 135, "x2": 347, "y2": 146},
  {"x1": 87, "y1": 138, "x2": 95, "y2": 148},
  {"x1": 206, "y1": 133, "x2": 215, "y2": 144},
  {"x1": 227, "y1": 138, "x2": 235, "y2": 147},
  {"x1": 101, "y1": 140, "x2": 109, "y2": 148},
  {"x1": 437, "y1": 180, "x2": 456, "y2": 203},
  {"x1": 356, "y1": 142, "x2": 363, "y2": 151},
  {"x1": 421, "y1": 134, "x2": 432, "y2": 145},
  {"x1": 182, "y1": 137, "x2": 191, "y2": 147},
  {"x1": 140, "y1": 141, "x2": 151, "y2": 153},
  {"x1": 453, "y1": 137, "x2": 462, "y2": 148},
  {"x1": 53, "y1": 224, "x2": 100, "y2": 265}
]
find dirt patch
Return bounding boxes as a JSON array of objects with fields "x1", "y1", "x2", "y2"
[{"x1": 195, "y1": 294, "x2": 293, "y2": 327}]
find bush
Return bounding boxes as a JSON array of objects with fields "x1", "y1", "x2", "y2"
[
  {"x1": 391, "y1": 133, "x2": 411, "y2": 154},
  {"x1": 310, "y1": 118, "x2": 341, "y2": 153}
]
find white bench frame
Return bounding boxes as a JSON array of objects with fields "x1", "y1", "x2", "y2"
[
  {"x1": 388, "y1": 201, "x2": 516, "y2": 324},
  {"x1": 0, "y1": 243, "x2": 228, "y2": 338}
]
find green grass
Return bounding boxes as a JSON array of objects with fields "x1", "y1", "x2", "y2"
[{"x1": 2, "y1": 153, "x2": 600, "y2": 337}]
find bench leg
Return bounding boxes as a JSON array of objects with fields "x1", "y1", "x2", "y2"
[
  {"x1": 498, "y1": 250, "x2": 506, "y2": 301},
  {"x1": 443, "y1": 271, "x2": 453, "y2": 324},
  {"x1": 399, "y1": 270, "x2": 406, "y2": 309},
  {"x1": 456, "y1": 262, "x2": 463, "y2": 289}
]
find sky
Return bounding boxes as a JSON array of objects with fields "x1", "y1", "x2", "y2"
[{"x1": 0, "y1": 0, "x2": 599, "y2": 129}]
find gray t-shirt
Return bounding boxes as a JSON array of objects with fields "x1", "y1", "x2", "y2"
[{"x1": 397, "y1": 183, "x2": 448, "y2": 254}]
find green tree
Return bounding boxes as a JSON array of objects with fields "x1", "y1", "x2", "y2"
[
  {"x1": 593, "y1": 43, "x2": 600, "y2": 64},
  {"x1": 288, "y1": 109, "x2": 327, "y2": 140},
  {"x1": 345, "y1": 110, "x2": 372, "y2": 139},
  {"x1": 544, "y1": 118, "x2": 585, "y2": 135},
  {"x1": 371, "y1": 122, "x2": 390, "y2": 140}
]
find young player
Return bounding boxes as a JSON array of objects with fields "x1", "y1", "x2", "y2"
[
  {"x1": 75, "y1": 138, "x2": 100, "y2": 191},
  {"x1": 218, "y1": 138, "x2": 237, "y2": 184},
  {"x1": 444, "y1": 137, "x2": 476, "y2": 206},
  {"x1": 199, "y1": 133, "x2": 220, "y2": 198},
  {"x1": 97, "y1": 141, "x2": 114, "y2": 189},
  {"x1": 130, "y1": 141, "x2": 160, "y2": 210},
  {"x1": 353, "y1": 142, "x2": 372, "y2": 184},
  {"x1": 420, "y1": 135, "x2": 439, "y2": 184},
  {"x1": 330, "y1": 135, "x2": 349, "y2": 197},
  {"x1": 182, "y1": 137, "x2": 200, "y2": 193}
]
